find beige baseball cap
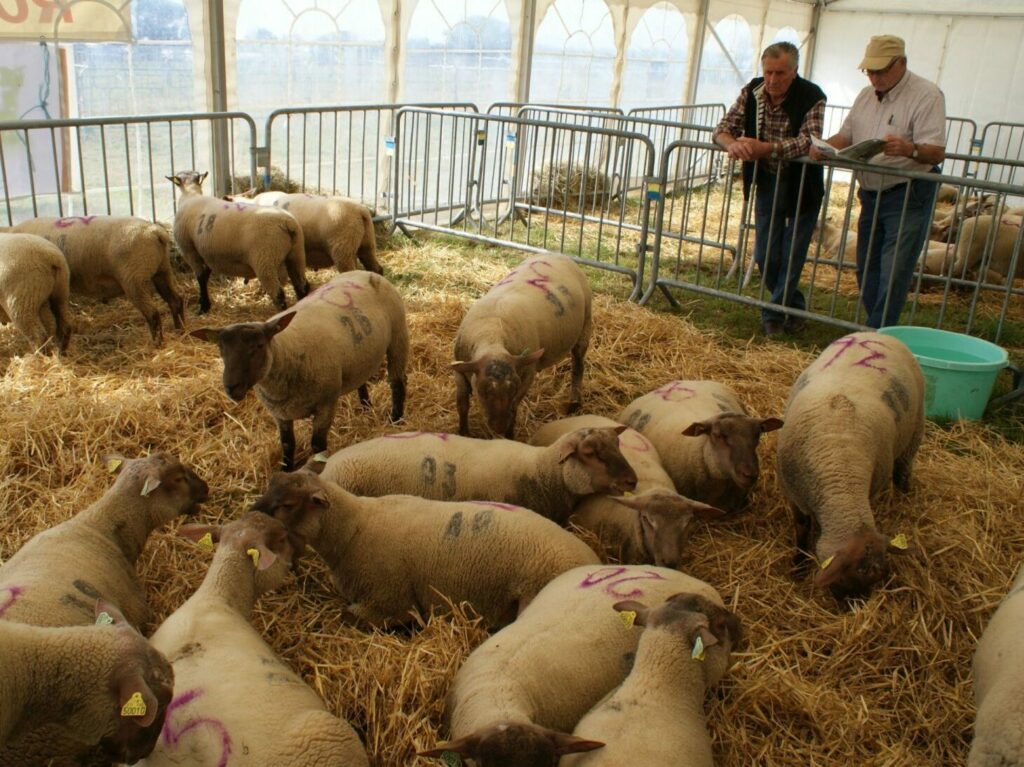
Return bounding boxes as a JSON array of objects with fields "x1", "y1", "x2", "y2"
[{"x1": 859, "y1": 35, "x2": 906, "y2": 70}]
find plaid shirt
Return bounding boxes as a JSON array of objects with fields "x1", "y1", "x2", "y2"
[{"x1": 714, "y1": 84, "x2": 825, "y2": 174}]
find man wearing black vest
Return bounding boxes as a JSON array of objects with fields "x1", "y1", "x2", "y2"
[{"x1": 713, "y1": 42, "x2": 826, "y2": 338}]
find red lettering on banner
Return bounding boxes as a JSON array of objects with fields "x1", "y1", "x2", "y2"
[
  {"x1": 0, "y1": 1, "x2": 29, "y2": 24},
  {"x1": 33, "y1": 0, "x2": 73, "y2": 24}
]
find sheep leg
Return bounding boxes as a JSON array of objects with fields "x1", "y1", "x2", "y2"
[
  {"x1": 893, "y1": 424, "x2": 923, "y2": 494},
  {"x1": 357, "y1": 385, "x2": 372, "y2": 410},
  {"x1": 123, "y1": 282, "x2": 163, "y2": 346},
  {"x1": 455, "y1": 370, "x2": 473, "y2": 436},
  {"x1": 310, "y1": 402, "x2": 338, "y2": 460},
  {"x1": 196, "y1": 266, "x2": 213, "y2": 314},
  {"x1": 567, "y1": 339, "x2": 588, "y2": 414},
  {"x1": 277, "y1": 419, "x2": 297, "y2": 472},
  {"x1": 152, "y1": 270, "x2": 186, "y2": 330},
  {"x1": 386, "y1": 324, "x2": 408, "y2": 423},
  {"x1": 285, "y1": 258, "x2": 309, "y2": 301},
  {"x1": 791, "y1": 504, "x2": 815, "y2": 576},
  {"x1": 253, "y1": 264, "x2": 287, "y2": 310},
  {"x1": 389, "y1": 378, "x2": 406, "y2": 423}
]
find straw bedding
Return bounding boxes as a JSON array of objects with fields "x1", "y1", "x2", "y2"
[{"x1": 1, "y1": 235, "x2": 1022, "y2": 767}]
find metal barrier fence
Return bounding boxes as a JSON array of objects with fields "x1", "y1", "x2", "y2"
[
  {"x1": 486, "y1": 102, "x2": 625, "y2": 119},
  {"x1": 642, "y1": 138, "x2": 1024, "y2": 342},
  {"x1": 392, "y1": 107, "x2": 656, "y2": 298},
  {"x1": 626, "y1": 103, "x2": 725, "y2": 129},
  {"x1": 0, "y1": 112, "x2": 257, "y2": 225},
  {"x1": 263, "y1": 103, "x2": 478, "y2": 218},
  {"x1": 979, "y1": 122, "x2": 1024, "y2": 187}
]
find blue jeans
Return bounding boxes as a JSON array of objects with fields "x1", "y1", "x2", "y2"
[
  {"x1": 856, "y1": 176, "x2": 938, "y2": 328},
  {"x1": 753, "y1": 182, "x2": 817, "y2": 324}
]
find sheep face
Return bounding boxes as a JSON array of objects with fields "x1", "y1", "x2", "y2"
[
  {"x1": 557, "y1": 426, "x2": 638, "y2": 497},
  {"x1": 815, "y1": 528, "x2": 891, "y2": 601},
  {"x1": 613, "y1": 490, "x2": 726, "y2": 569},
  {"x1": 453, "y1": 349, "x2": 545, "y2": 437},
  {"x1": 107, "y1": 452, "x2": 209, "y2": 521},
  {"x1": 166, "y1": 170, "x2": 208, "y2": 197},
  {"x1": 250, "y1": 470, "x2": 328, "y2": 558},
  {"x1": 192, "y1": 313, "x2": 295, "y2": 402},
  {"x1": 418, "y1": 722, "x2": 604, "y2": 766},
  {"x1": 681, "y1": 414, "x2": 783, "y2": 491}
]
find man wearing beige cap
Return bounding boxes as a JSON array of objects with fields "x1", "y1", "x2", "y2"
[{"x1": 812, "y1": 34, "x2": 946, "y2": 328}]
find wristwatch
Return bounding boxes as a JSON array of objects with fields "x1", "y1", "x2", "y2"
[
  {"x1": 911, "y1": 143, "x2": 920, "y2": 160},
  {"x1": 771, "y1": 143, "x2": 780, "y2": 160}
]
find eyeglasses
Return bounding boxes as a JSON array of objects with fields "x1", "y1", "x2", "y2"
[{"x1": 864, "y1": 58, "x2": 898, "y2": 77}]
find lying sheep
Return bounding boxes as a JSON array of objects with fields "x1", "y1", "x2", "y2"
[
  {"x1": 168, "y1": 170, "x2": 308, "y2": 312},
  {"x1": 777, "y1": 331, "x2": 924, "y2": 601},
  {"x1": 0, "y1": 601, "x2": 173, "y2": 767},
  {"x1": 453, "y1": 254, "x2": 593, "y2": 438},
  {"x1": 0, "y1": 452, "x2": 209, "y2": 629},
  {"x1": 11, "y1": 215, "x2": 184, "y2": 345},
  {"x1": 428, "y1": 564, "x2": 726, "y2": 764},
  {"x1": 617, "y1": 381, "x2": 782, "y2": 512},
  {"x1": 970, "y1": 563, "x2": 1024, "y2": 766},
  {"x1": 252, "y1": 470, "x2": 600, "y2": 629},
  {"x1": 952, "y1": 214, "x2": 1024, "y2": 284},
  {"x1": 141, "y1": 512, "x2": 368, "y2": 767},
  {"x1": 921, "y1": 240, "x2": 956, "y2": 279},
  {"x1": 563, "y1": 592, "x2": 744, "y2": 767},
  {"x1": 248, "y1": 192, "x2": 383, "y2": 275},
  {"x1": 529, "y1": 415, "x2": 725, "y2": 567},
  {"x1": 318, "y1": 426, "x2": 637, "y2": 525},
  {"x1": 0, "y1": 232, "x2": 72, "y2": 353},
  {"x1": 935, "y1": 183, "x2": 958, "y2": 205},
  {"x1": 812, "y1": 219, "x2": 858, "y2": 263},
  {"x1": 192, "y1": 271, "x2": 409, "y2": 470}
]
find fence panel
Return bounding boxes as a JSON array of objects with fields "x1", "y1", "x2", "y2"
[
  {"x1": 979, "y1": 122, "x2": 1024, "y2": 187},
  {"x1": 393, "y1": 107, "x2": 656, "y2": 296},
  {"x1": 0, "y1": 112, "x2": 257, "y2": 225},
  {"x1": 626, "y1": 103, "x2": 725, "y2": 129},
  {"x1": 486, "y1": 102, "x2": 625, "y2": 119}
]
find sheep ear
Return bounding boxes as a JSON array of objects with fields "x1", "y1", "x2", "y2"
[
  {"x1": 612, "y1": 599, "x2": 651, "y2": 627},
  {"x1": 681, "y1": 421, "x2": 710, "y2": 437},
  {"x1": 417, "y1": 733, "x2": 481, "y2": 758},
  {"x1": 611, "y1": 424, "x2": 628, "y2": 435},
  {"x1": 116, "y1": 673, "x2": 160, "y2": 728},
  {"x1": 611, "y1": 494, "x2": 642, "y2": 511},
  {"x1": 692, "y1": 501, "x2": 728, "y2": 522},
  {"x1": 95, "y1": 600, "x2": 130, "y2": 627},
  {"x1": 140, "y1": 475, "x2": 161, "y2": 497},
  {"x1": 266, "y1": 311, "x2": 297, "y2": 337},
  {"x1": 166, "y1": 175, "x2": 180, "y2": 186},
  {"x1": 760, "y1": 417, "x2": 784, "y2": 433},
  {"x1": 557, "y1": 434, "x2": 581, "y2": 464},
  {"x1": 549, "y1": 732, "x2": 606, "y2": 756},
  {"x1": 101, "y1": 453, "x2": 128, "y2": 474},
  {"x1": 248, "y1": 544, "x2": 277, "y2": 571},
  {"x1": 450, "y1": 360, "x2": 477, "y2": 374},
  {"x1": 189, "y1": 327, "x2": 220, "y2": 343},
  {"x1": 199, "y1": 171, "x2": 208, "y2": 183},
  {"x1": 515, "y1": 348, "x2": 545, "y2": 368},
  {"x1": 178, "y1": 524, "x2": 220, "y2": 545},
  {"x1": 310, "y1": 490, "x2": 329, "y2": 508}
]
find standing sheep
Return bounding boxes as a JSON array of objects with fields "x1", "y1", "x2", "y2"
[
  {"x1": 530, "y1": 415, "x2": 726, "y2": 567},
  {"x1": 0, "y1": 452, "x2": 209, "y2": 629},
  {"x1": 249, "y1": 192, "x2": 383, "y2": 275},
  {"x1": 969, "y1": 563, "x2": 1024, "y2": 766},
  {"x1": 420, "y1": 564, "x2": 727, "y2": 764},
  {"x1": 192, "y1": 271, "x2": 409, "y2": 470},
  {"x1": 777, "y1": 331, "x2": 924, "y2": 601},
  {"x1": 563, "y1": 593, "x2": 744, "y2": 767},
  {"x1": 0, "y1": 601, "x2": 174, "y2": 767},
  {"x1": 318, "y1": 426, "x2": 637, "y2": 525},
  {"x1": 139, "y1": 512, "x2": 369, "y2": 767},
  {"x1": 251, "y1": 470, "x2": 600, "y2": 629},
  {"x1": 11, "y1": 215, "x2": 185, "y2": 345},
  {"x1": 617, "y1": 381, "x2": 783, "y2": 512},
  {"x1": 452, "y1": 254, "x2": 593, "y2": 438},
  {"x1": 168, "y1": 171, "x2": 308, "y2": 312},
  {"x1": 0, "y1": 232, "x2": 72, "y2": 353}
]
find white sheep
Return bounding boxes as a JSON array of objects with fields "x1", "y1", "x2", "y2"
[
  {"x1": 0, "y1": 601, "x2": 174, "y2": 767},
  {"x1": 318, "y1": 426, "x2": 637, "y2": 525},
  {"x1": 168, "y1": 171, "x2": 308, "y2": 312},
  {"x1": 10, "y1": 215, "x2": 185, "y2": 345},
  {"x1": 452, "y1": 253, "x2": 593, "y2": 438},
  {"x1": 192, "y1": 271, "x2": 409, "y2": 470},
  {"x1": 422, "y1": 563, "x2": 726, "y2": 764},
  {"x1": 952, "y1": 214, "x2": 1024, "y2": 284},
  {"x1": 969, "y1": 563, "x2": 1024, "y2": 766},
  {"x1": 139, "y1": 511, "x2": 369, "y2": 767},
  {"x1": 0, "y1": 452, "x2": 209, "y2": 629},
  {"x1": 530, "y1": 414, "x2": 725, "y2": 567},
  {"x1": 563, "y1": 592, "x2": 744, "y2": 767},
  {"x1": 617, "y1": 381, "x2": 783, "y2": 512},
  {"x1": 0, "y1": 232, "x2": 72, "y2": 353},
  {"x1": 777, "y1": 331, "x2": 924, "y2": 601},
  {"x1": 248, "y1": 192, "x2": 383, "y2": 275},
  {"x1": 251, "y1": 470, "x2": 600, "y2": 629}
]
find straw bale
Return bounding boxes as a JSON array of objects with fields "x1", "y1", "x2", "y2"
[{"x1": 1, "y1": 235, "x2": 1022, "y2": 767}]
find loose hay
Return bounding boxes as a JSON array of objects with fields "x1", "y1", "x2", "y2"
[
  {"x1": 531, "y1": 161, "x2": 614, "y2": 213},
  {"x1": 1, "y1": 238, "x2": 1022, "y2": 766}
]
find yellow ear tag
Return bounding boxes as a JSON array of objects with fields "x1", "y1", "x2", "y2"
[
  {"x1": 313, "y1": 452, "x2": 329, "y2": 463},
  {"x1": 95, "y1": 611, "x2": 114, "y2": 626},
  {"x1": 890, "y1": 533, "x2": 909, "y2": 550},
  {"x1": 120, "y1": 692, "x2": 148, "y2": 718},
  {"x1": 623, "y1": 491, "x2": 634, "y2": 497},
  {"x1": 105, "y1": 458, "x2": 123, "y2": 473},
  {"x1": 247, "y1": 548, "x2": 260, "y2": 567},
  {"x1": 820, "y1": 555, "x2": 835, "y2": 570},
  {"x1": 691, "y1": 635, "x2": 706, "y2": 661},
  {"x1": 618, "y1": 610, "x2": 637, "y2": 629},
  {"x1": 196, "y1": 532, "x2": 214, "y2": 551},
  {"x1": 441, "y1": 752, "x2": 462, "y2": 767}
]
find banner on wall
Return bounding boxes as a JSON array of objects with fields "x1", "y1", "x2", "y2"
[
  {"x1": 0, "y1": 1, "x2": 131, "y2": 42},
  {"x1": 0, "y1": 42, "x2": 62, "y2": 195}
]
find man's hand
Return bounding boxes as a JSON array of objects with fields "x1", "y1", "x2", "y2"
[
  {"x1": 882, "y1": 134, "x2": 914, "y2": 157},
  {"x1": 727, "y1": 137, "x2": 768, "y2": 161}
]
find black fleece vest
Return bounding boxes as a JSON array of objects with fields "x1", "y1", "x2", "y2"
[{"x1": 741, "y1": 75, "x2": 826, "y2": 216}]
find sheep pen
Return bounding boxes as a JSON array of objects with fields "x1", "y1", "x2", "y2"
[{"x1": 0, "y1": 233, "x2": 1022, "y2": 767}]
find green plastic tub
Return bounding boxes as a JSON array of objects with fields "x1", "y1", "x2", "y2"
[{"x1": 877, "y1": 326, "x2": 1008, "y2": 421}]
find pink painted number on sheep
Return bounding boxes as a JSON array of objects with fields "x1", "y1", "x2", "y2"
[
  {"x1": 161, "y1": 687, "x2": 233, "y2": 767},
  {"x1": 0, "y1": 585, "x2": 24, "y2": 617},
  {"x1": 220, "y1": 202, "x2": 250, "y2": 212},
  {"x1": 466, "y1": 500, "x2": 521, "y2": 511},
  {"x1": 618, "y1": 429, "x2": 651, "y2": 453},
  {"x1": 821, "y1": 337, "x2": 889, "y2": 373},
  {"x1": 578, "y1": 566, "x2": 667, "y2": 598},
  {"x1": 494, "y1": 259, "x2": 555, "y2": 295},
  {"x1": 54, "y1": 216, "x2": 96, "y2": 228},
  {"x1": 307, "y1": 280, "x2": 366, "y2": 309},
  {"x1": 383, "y1": 431, "x2": 452, "y2": 441},
  {"x1": 654, "y1": 381, "x2": 697, "y2": 402}
]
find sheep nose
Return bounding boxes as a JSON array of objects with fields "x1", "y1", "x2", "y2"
[
  {"x1": 225, "y1": 383, "x2": 248, "y2": 402},
  {"x1": 617, "y1": 473, "x2": 638, "y2": 494}
]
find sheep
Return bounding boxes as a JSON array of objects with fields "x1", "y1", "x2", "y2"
[
  {"x1": 935, "y1": 183, "x2": 958, "y2": 205},
  {"x1": 167, "y1": 170, "x2": 308, "y2": 312},
  {"x1": 970, "y1": 563, "x2": 1024, "y2": 766},
  {"x1": 423, "y1": 563, "x2": 726, "y2": 765},
  {"x1": 10, "y1": 215, "x2": 185, "y2": 345},
  {"x1": 952, "y1": 214, "x2": 1024, "y2": 285},
  {"x1": 617, "y1": 381, "x2": 783, "y2": 512},
  {"x1": 776, "y1": 331, "x2": 924, "y2": 601},
  {"x1": 921, "y1": 240, "x2": 956, "y2": 279},
  {"x1": 0, "y1": 601, "x2": 174, "y2": 767},
  {"x1": 317, "y1": 426, "x2": 637, "y2": 525},
  {"x1": 140, "y1": 512, "x2": 369, "y2": 767},
  {"x1": 251, "y1": 469, "x2": 600, "y2": 629},
  {"x1": 562, "y1": 592, "x2": 744, "y2": 767},
  {"x1": 812, "y1": 219, "x2": 858, "y2": 263},
  {"x1": 191, "y1": 271, "x2": 409, "y2": 471},
  {"x1": 529, "y1": 414, "x2": 726, "y2": 567},
  {"x1": 452, "y1": 253, "x2": 593, "y2": 438},
  {"x1": 0, "y1": 452, "x2": 209, "y2": 629},
  {"x1": 0, "y1": 232, "x2": 72, "y2": 353},
  {"x1": 248, "y1": 192, "x2": 383, "y2": 275}
]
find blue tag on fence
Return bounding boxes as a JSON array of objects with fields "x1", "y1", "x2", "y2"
[
  {"x1": 505, "y1": 131, "x2": 516, "y2": 149},
  {"x1": 384, "y1": 136, "x2": 395, "y2": 156},
  {"x1": 645, "y1": 181, "x2": 663, "y2": 201},
  {"x1": 476, "y1": 130, "x2": 487, "y2": 146}
]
